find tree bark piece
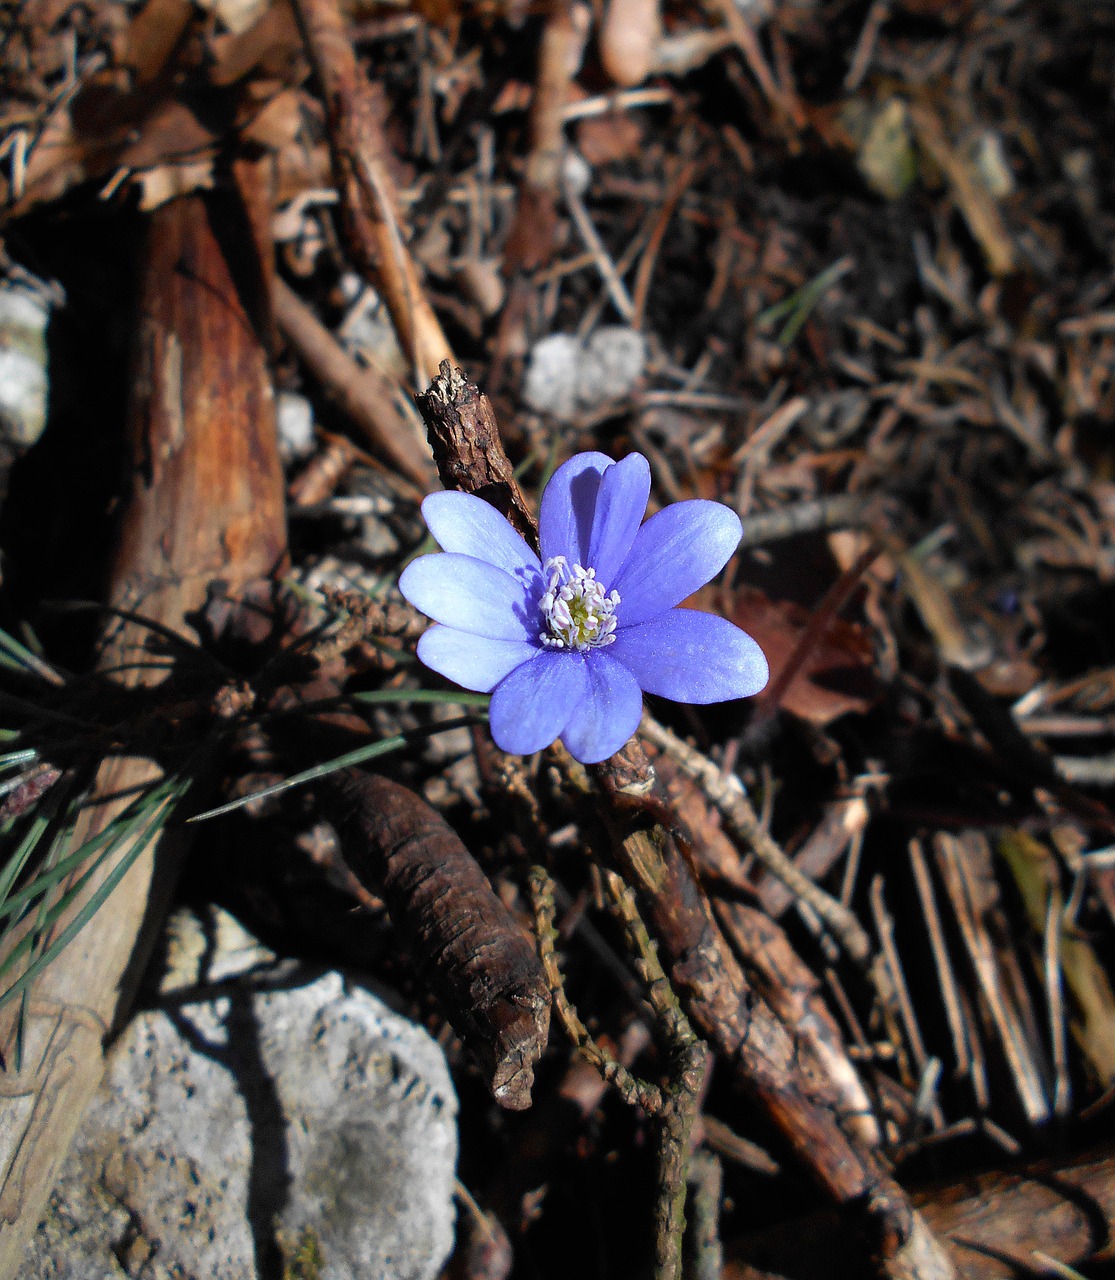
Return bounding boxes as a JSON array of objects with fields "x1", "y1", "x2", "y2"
[
  {"x1": 416, "y1": 362, "x2": 538, "y2": 549},
  {"x1": 320, "y1": 768, "x2": 550, "y2": 1110},
  {"x1": 0, "y1": 178, "x2": 287, "y2": 1280},
  {"x1": 594, "y1": 745, "x2": 953, "y2": 1280},
  {"x1": 716, "y1": 899, "x2": 881, "y2": 1150},
  {"x1": 291, "y1": 0, "x2": 454, "y2": 388}
]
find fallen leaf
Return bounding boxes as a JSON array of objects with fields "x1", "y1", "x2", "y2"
[{"x1": 729, "y1": 584, "x2": 882, "y2": 725}]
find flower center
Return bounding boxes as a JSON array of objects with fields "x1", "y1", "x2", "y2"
[{"x1": 538, "y1": 556, "x2": 620, "y2": 651}]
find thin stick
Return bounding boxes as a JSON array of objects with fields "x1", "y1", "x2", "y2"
[
  {"x1": 291, "y1": 0, "x2": 454, "y2": 386},
  {"x1": 639, "y1": 713, "x2": 875, "y2": 967},
  {"x1": 908, "y1": 839, "x2": 970, "y2": 1080},
  {"x1": 562, "y1": 174, "x2": 636, "y2": 323}
]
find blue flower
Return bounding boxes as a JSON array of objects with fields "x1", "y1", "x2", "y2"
[{"x1": 399, "y1": 452, "x2": 769, "y2": 764}]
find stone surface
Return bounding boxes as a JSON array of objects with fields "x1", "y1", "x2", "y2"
[
  {"x1": 27, "y1": 908, "x2": 457, "y2": 1280},
  {"x1": 0, "y1": 284, "x2": 52, "y2": 448},
  {"x1": 522, "y1": 327, "x2": 647, "y2": 422},
  {"x1": 276, "y1": 390, "x2": 315, "y2": 463}
]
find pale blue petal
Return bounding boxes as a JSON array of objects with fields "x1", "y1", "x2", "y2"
[
  {"x1": 399, "y1": 553, "x2": 540, "y2": 641},
  {"x1": 489, "y1": 651, "x2": 588, "y2": 755},
  {"x1": 421, "y1": 491, "x2": 542, "y2": 580},
  {"x1": 539, "y1": 452, "x2": 612, "y2": 567},
  {"x1": 610, "y1": 609, "x2": 768, "y2": 703},
  {"x1": 611, "y1": 501, "x2": 743, "y2": 626},
  {"x1": 560, "y1": 653, "x2": 644, "y2": 764},
  {"x1": 417, "y1": 625, "x2": 538, "y2": 692},
  {"x1": 586, "y1": 453, "x2": 651, "y2": 587}
]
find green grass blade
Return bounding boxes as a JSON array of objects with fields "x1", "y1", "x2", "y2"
[
  {"x1": 0, "y1": 778, "x2": 189, "y2": 1013},
  {"x1": 351, "y1": 689, "x2": 490, "y2": 708},
  {"x1": 755, "y1": 257, "x2": 854, "y2": 348},
  {"x1": 188, "y1": 715, "x2": 478, "y2": 823},
  {"x1": 0, "y1": 790, "x2": 65, "y2": 911},
  {"x1": 0, "y1": 749, "x2": 39, "y2": 771},
  {"x1": 0, "y1": 626, "x2": 65, "y2": 687}
]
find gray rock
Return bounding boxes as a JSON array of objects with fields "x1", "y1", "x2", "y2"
[
  {"x1": 522, "y1": 327, "x2": 647, "y2": 422},
  {"x1": 28, "y1": 910, "x2": 457, "y2": 1280},
  {"x1": 0, "y1": 284, "x2": 52, "y2": 448},
  {"x1": 276, "y1": 391, "x2": 315, "y2": 463}
]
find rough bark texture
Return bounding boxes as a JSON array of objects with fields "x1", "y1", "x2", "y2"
[
  {"x1": 0, "y1": 175, "x2": 287, "y2": 1279},
  {"x1": 321, "y1": 768, "x2": 550, "y2": 1110},
  {"x1": 416, "y1": 362, "x2": 539, "y2": 549},
  {"x1": 594, "y1": 744, "x2": 954, "y2": 1280}
]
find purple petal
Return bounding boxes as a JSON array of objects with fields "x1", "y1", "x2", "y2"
[
  {"x1": 399, "y1": 553, "x2": 540, "y2": 641},
  {"x1": 560, "y1": 653, "x2": 644, "y2": 764},
  {"x1": 586, "y1": 453, "x2": 651, "y2": 587},
  {"x1": 610, "y1": 609, "x2": 769, "y2": 703},
  {"x1": 417, "y1": 625, "x2": 538, "y2": 692},
  {"x1": 421, "y1": 491, "x2": 541, "y2": 580},
  {"x1": 612, "y1": 501, "x2": 743, "y2": 626},
  {"x1": 489, "y1": 651, "x2": 588, "y2": 755},
  {"x1": 539, "y1": 452, "x2": 612, "y2": 567}
]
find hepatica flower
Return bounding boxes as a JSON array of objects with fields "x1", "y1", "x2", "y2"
[{"x1": 399, "y1": 452, "x2": 768, "y2": 764}]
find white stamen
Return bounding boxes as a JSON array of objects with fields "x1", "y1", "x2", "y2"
[{"x1": 538, "y1": 556, "x2": 621, "y2": 651}]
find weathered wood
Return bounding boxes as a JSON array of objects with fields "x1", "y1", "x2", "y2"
[
  {"x1": 0, "y1": 175, "x2": 286, "y2": 1278},
  {"x1": 727, "y1": 1145, "x2": 1115, "y2": 1279},
  {"x1": 274, "y1": 278, "x2": 437, "y2": 491}
]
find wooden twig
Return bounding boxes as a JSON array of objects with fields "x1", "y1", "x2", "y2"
[
  {"x1": 416, "y1": 363, "x2": 539, "y2": 549},
  {"x1": 908, "y1": 839, "x2": 971, "y2": 1084},
  {"x1": 491, "y1": 0, "x2": 588, "y2": 389},
  {"x1": 291, "y1": 0, "x2": 453, "y2": 387},
  {"x1": 321, "y1": 768, "x2": 550, "y2": 1109},
  {"x1": 639, "y1": 713, "x2": 875, "y2": 967},
  {"x1": 933, "y1": 832, "x2": 1050, "y2": 1125},
  {"x1": 716, "y1": 899, "x2": 882, "y2": 1150},
  {"x1": 736, "y1": 493, "x2": 872, "y2": 548},
  {"x1": 530, "y1": 865, "x2": 708, "y2": 1280},
  {"x1": 754, "y1": 795, "x2": 870, "y2": 919},
  {"x1": 602, "y1": 868, "x2": 708, "y2": 1280}
]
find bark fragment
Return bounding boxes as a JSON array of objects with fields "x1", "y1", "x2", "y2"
[{"x1": 320, "y1": 767, "x2": 550, "y2": 1110}]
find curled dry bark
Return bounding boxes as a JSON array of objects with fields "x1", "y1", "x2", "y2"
[
  {"x1": 320, "y1": 768, "x2": 550, "y2": 1110},
  {"x1": 0, "y1": 171, "x2": 287, "y2": 1279},
  {"x1": 414, "y1": 363, "x2": 957, "y2": 1280}
]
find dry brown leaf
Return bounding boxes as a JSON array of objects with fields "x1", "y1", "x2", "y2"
[{"x1": 730, "y1": 584, "x2": 882, "y2": 725}]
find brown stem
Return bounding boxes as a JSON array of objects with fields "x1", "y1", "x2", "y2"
[
  {"x1": 416, "y1": 362, "x2": 539, "y2": 551},
  {"x1": 290, "y1": 0, "x2": 453, "y2": 387}
]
